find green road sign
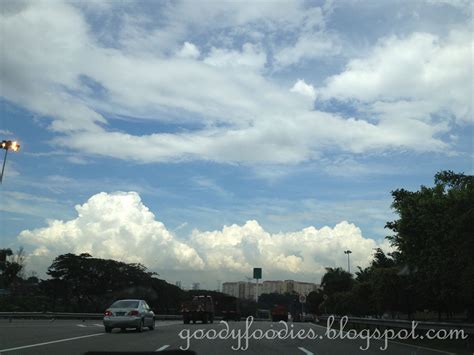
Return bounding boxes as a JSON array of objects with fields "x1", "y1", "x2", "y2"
[{"x1": 253, "y1": 267, "x2": 262, "y2": 279}]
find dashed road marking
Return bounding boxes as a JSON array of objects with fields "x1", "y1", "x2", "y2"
[
  {"x1": 298, "y1": 347, "x2": 314, "y2": 355},
  {"x1": 155, "y1": 344, "x2": 170, "y2": 351}
]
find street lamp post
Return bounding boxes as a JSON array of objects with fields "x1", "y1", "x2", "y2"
[
  {"x1": 344, "y1": 250, "x2": 352, "y2": 273},
  {"x1": 1, "y1": 140, "x2": 20, "y2": 184}
]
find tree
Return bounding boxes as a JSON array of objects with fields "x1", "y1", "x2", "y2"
[
  {"x1": 45, "y1": 253, "x2": 184, "y2": 312},
  {"x1": 306, "y1": 290, "x2": 324, "y2": 315},
  {"x1": 320, "y1": 267, "x2": 354, "y2": 295},
  {"x1": 371, "y1": 248, "x2": 396, "y2": 268},
  {"x1": 386, "y1": 171, "x2": 474, "y2": 320},
  {"x1": 0, "y1": 247, "x2": 26, "y2": 288}
]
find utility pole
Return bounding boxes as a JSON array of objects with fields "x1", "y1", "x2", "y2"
[{"x1": 344, "y1": 250, "x2": 352, "y2": 273}]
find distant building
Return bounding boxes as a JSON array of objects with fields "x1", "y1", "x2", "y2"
[
  {"x1": 223, "y1": 279, "x2": 319, "y2": 299},
  {"x1": 222, "y1": 281, "x2": 262, "y2": 300},
  {"x1": 282, "y1": 280, "x2": 295, "y2": 294},
  {"x1": 175, "y1": 281, "x2": 182, "y2": 289},
  {"x1": 293, "y1": 281, "x2": 318, "y2": 296},
  {"x1": 192, "y1": 282, "x2": 200, "y2": 290},
  {"x1": 261, "y1": 280, "x2": 283, "y2": 294}
]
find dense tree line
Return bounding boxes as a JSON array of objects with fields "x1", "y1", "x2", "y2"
[
  {"x1": 306, "y1": 171, "x2": 473, "y2": 321},
  {"x1": 0, "y1": 252, "x2": 186, "y2": 313}
]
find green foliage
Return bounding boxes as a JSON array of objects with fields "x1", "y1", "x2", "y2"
[
  {"x1": 0, "y1": 248, "x2": 25, "y2": 288},
  {"x1": 319, "y1": 171, "x2": 473, "y2": 319},
  {"x1": 386, "y1": 170, "x2": 474, "y2": 319},
  {"x1": 306, "y1": 290, "x2": 324, "y2": 314},
  {"x1": 43, "y1": 253, "x2": 185, "y2": 312},
  {"x1": 321, "y1": 267, "x2": 354, "y2": 295}
]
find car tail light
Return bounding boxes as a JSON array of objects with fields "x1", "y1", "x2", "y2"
[
  {"x1": 128, "y1": 310, "x2": 140, "y2": 316},
  {"x1": 104, "y1": 310, "x2": 113, "y2": 316}
]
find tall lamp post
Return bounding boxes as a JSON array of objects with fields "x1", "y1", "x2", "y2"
[
  {"x1": 1, "y1": 140, "x2": 20, "y2": 184},
  {"x1": 344, "y1": 250, "x2": 352, "y2": 273}
]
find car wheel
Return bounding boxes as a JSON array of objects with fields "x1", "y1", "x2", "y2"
[
  {"x1": 105, "y1": 326, "x2": 112, "y2": 333},
  {"x1": 149, "y1": 320, "x2": 155, "y2": 330},
  {"x1": 136, "y1": 319, "x2": 144, "y2": 332}
]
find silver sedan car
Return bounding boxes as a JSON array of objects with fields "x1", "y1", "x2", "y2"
[{"x1": 103, "y1": 299, "x2": 155, "y2": 333}]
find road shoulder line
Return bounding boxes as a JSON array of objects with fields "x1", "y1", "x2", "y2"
[{"x1": 0, "y1": 333, "x2": 104, "y2": 353}]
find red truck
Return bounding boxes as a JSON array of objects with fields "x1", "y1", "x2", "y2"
[
  {"x1": 220, "y1": 296, "x2": 241, "y2": 321},
  {"x1": 181, "y1": 295, "x2": 214, "y2": 324},
  {"x1": 271, "y1": 304, "x2": 288, "y2": 322}
]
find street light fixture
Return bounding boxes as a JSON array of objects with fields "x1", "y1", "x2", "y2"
[
  {"x1": 1, "y1": 140, "x2": 20, "y2": 184},
  {"x1": 344, "y1": 250, "x2": 352, "y2": 273}
]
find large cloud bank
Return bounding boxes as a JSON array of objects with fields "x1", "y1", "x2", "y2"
[
  {"x1": 1, "y1": 1, "x2": 471, "y2": 165},
  {"x1": 19, "y1": 192, "x2": 391, "y2": 281}
]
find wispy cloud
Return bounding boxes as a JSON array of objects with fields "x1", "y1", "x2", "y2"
[
  {"x1": 192, "y1": 176, "x2": 233, "y2": 198},
  {"x1": 0, "y1": 129, "x2": 13, "y2": 135}
]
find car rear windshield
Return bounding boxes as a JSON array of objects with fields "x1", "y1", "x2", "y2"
[{"x1": 110, "y1": 300, "x2": 139, "y2": 308}]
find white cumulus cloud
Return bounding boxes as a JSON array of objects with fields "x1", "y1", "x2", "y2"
[
  {"x1": 319, "y1": 30, "x2": 473, "y2": 124},
  {"x1": 18, "y1": 191, "x2": 392, "y2": 283},
  {"x1": 19, "y1": 191, "x2": 205, "y2": 274},
  {"x1": 177, "y1": 41, "x2": 200, "y2": 59},
  {"x1": 290, "y1": 79, "x2": 316, "y2": 100}
]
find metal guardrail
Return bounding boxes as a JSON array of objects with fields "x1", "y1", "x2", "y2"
[
  {"x1": 0, "y1": 312, "x2": 182, "y2": 321},
  {"x1": 0, "y1": 312, "x2": 273, "y2": 323},
  {"x1": 318, "y1": 315, "x2": 474, "y2": 335}
]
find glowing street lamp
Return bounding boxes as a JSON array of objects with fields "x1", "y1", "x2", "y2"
[{"x1": 1, "y1": 140, "x2": 20, "y2": 184}]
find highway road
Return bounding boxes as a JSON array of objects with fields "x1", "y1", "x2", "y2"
[{"x1": 0, "y1": 318, "x2": 458, "y2": 355}]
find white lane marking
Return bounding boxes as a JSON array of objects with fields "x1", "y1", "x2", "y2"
[
  {"x1": 155, "y1": 321, "x2": 180, "y2": 327},
  {"x1": 310, "y1": 323, "x2": 456, "y2": 355},
  {"x1": 0, "y1": 333, "x2": 104, "y2": 353},
  {"x1": 155, "y1": 345, "x2": 170, "y2": 351},
  {"x1": 298, "y1": 347, "x2": 314, "y2": 355},
  {"x1": 76, "y1": 324, "x2": 87, "y2": 327},
  {"x1": 93, "y1": 323, "x2": 103, "y2": 327}
]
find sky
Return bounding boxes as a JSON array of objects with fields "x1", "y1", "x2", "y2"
[{"x1": 0, "y1": 0, "x2": 472, "y2": 290}]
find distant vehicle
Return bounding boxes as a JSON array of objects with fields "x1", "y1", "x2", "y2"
[
  {"x1": 256, "y1": 309, "x2": 271, "y2": 320},
  {"x1": 182, "y1": 295, "x2": 214, "y2": 324},
  {"x1": 103, "y1": 299, "x2": 155, "y2": 333},
  {"x1": 271, "y1": 304, "x2": 288, "y2": 322},
  {"x1": 302, "y1": 313, "x2": 316, "y2": 322},
  {"x1": 220, "y1": 296, "x2": 241, "y2": 321},
  {"x1": 291, "y1": 311, "x2": 302, "y2": 322}
]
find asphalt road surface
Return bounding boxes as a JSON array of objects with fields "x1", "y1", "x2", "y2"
[{"x1": 0, "y1": 319, "x2": 458, "y2": 355}]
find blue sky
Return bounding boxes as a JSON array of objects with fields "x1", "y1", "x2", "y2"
[{"x1": 0, "y1": 0, "x2": 472, "y2": 289}]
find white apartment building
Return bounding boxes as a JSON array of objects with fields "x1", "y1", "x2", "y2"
[
  {"x1": 223, "y1": 280, "x2": 319, "y2": 299},
  {"x1": 261, "y1": 280, "x2": 283, "y2": 294},
  {"x1": 222, "y1": 281, "x2": 264, "y2": 300},
  {"x1": 293, "y1": 281, "x2": 319, "y2": 296}
]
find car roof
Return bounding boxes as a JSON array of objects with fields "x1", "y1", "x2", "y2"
[{"x1": 113, "y1": 299, "x2": 144, "y2": 302}]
